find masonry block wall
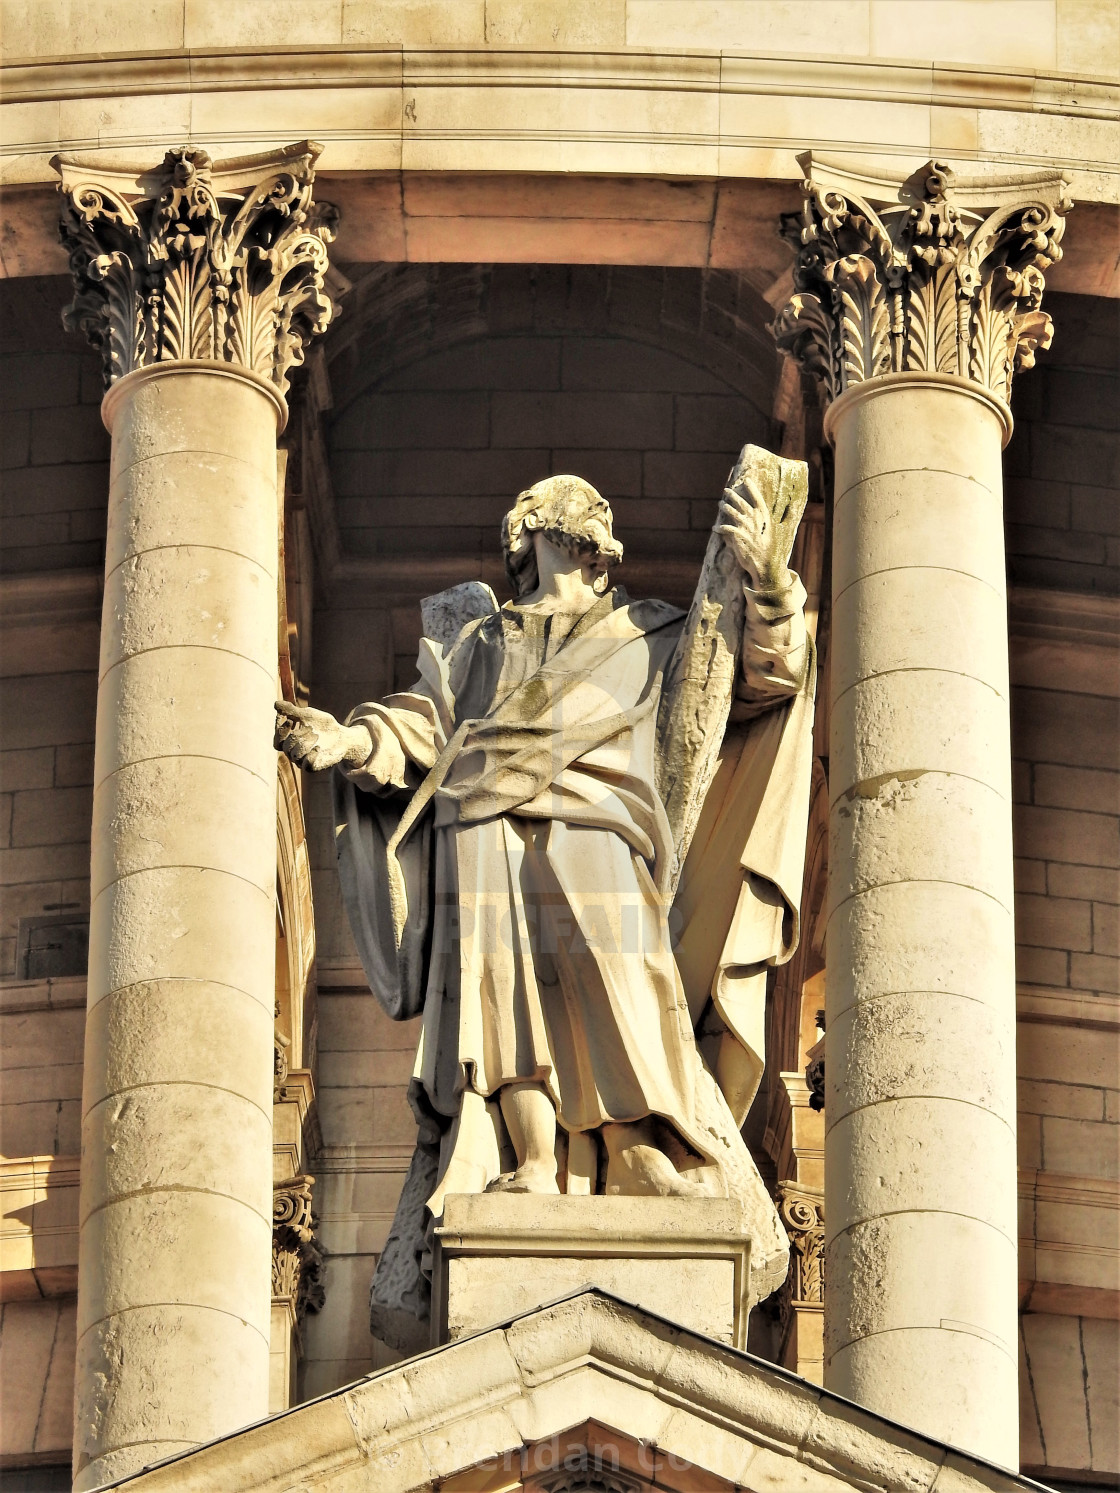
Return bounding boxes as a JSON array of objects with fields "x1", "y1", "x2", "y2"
[
  {"x1": 1, "y1": 278, "x2": 109, "y2": 577},
  {"x1": 1011, "y1": 616, "x2": 1120, "y2": 1475},
  {"x1": 1006, "y1": 292, "x2": 1120, "y2": 596},
  {"x1": 1007, "y1": 294, "x2": 1120, "y2": 1478},
  {"x1": 0, "y1": 277, "x2": 105, "y2": 1476},
  {"x1": 0, "y1": 279, "x2": 104, "y2": 981}
]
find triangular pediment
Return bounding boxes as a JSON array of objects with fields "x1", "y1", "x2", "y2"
[{"x1": 108, "y1": 1291, "x2": 1045, "y2": 1493}]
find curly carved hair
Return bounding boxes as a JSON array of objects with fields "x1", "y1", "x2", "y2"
[{"x1": 501, "y1": 475, "x2": 623, "y2": 599}]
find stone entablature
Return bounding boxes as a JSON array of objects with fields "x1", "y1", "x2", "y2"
[
  {"x1": 773, "y1": 154, "x2": 1071, "y2": 412},
  {"x1": 3, "y1": 35, "x2": 1115, "y2": 206}
]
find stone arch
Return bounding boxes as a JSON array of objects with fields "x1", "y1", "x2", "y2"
[
  {"x1": 317, "y1": 264, "x2": 798, "y2": 614},
  {"x1": 325, "y1": 262, "x2": 782, "y2": 421}
]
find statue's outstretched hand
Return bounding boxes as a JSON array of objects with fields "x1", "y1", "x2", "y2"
[
  {"x1": 274, "y1": 701, "x2": 372, "y2": 772},
  {"x1": 715, "y1": 463, "x2": 800, "y2": 593}
]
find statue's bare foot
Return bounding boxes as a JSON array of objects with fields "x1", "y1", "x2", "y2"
[
  {"x1": 485, "y1": 1163, "x2": 560, "y2": 1195},
  {"x1": 603, "y1": 1125, "x2": 707, "y2": 1198}
]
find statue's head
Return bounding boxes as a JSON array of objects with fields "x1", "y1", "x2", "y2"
[{"x1": 501, "y1": 475, "x2": 624, "y2": 598}]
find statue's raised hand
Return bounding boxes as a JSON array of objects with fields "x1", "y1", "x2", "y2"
[
  {"x1": 715, "y1": 446, "x2": 806, "y2": 593},
  {"x1": 274, "y1": 701, "x2": 372, "y2": 772}
]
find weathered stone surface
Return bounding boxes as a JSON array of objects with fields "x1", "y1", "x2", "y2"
[
  {"x1": 434, "y1": 1193, "x2": 752, "y2": 1346},
  {"x1": 104, "y1": 1290, "x2": 1060, "y2": 1493},
  {"x1": 57, "y1": 143, "x2": 337, "y2": 1489},
  {"x1": 774, "y1": 157, "x2": 1074, "y2": 1470}
]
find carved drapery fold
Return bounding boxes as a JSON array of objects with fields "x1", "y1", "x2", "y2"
[
  {"x1": 273, "y1": 1174, "x2": 325, "y2": 1318},
  {"x1": 773, "y1": 154, "x2": 1071, "y2": 408},
  {"x1": 55, "y1": 141, "x2": 337, "y2": 396}
]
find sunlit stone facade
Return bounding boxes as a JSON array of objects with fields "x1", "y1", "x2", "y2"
[{"x1": 0, "y1": 4, "x2": 1116, "y2": 1490}]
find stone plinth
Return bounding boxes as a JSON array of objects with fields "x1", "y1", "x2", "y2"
[{"x1": 432, "y1": 1194, "x2": 752, "y2": 1348}]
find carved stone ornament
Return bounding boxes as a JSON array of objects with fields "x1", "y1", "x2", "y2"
[
  {"x1": 773, "y1": 153, "x2": 1071, "y2": 408},
  {"x1": 54, "y1": 141, "x2": 337, "y2": 395},
  {"x1": 532, "y1": 1472, "x2": 643, "y2": 1493},
  {"x1": 274, "y1": 997, "x2": 291, "y2": 1103},
  {"x1": 774, "y1": 1180, "x2": 824, "y2": 1341},
  {"x1": 531, "y1": 1475, "x2": 645, "y2": 1487},
  {"x1": 273, "y1": 1174, "x2": 326, "y2": 1317},
  {"x1": 805, "y1": 1027, "x2": 825, "y2": 1114}
]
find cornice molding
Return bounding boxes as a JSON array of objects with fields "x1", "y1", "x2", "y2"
[
  {"x1": 0, "y1": 569, "x2": 102, "y2": 628},
  {"x1": 101, "y1": 1289, "x2": 1059, "y2": 1491},
  {"x1": 2, "y1": 48, "x2": 1117, "y2": 122},
  {"x1": 0, "y1": 1154, "x2": 81, "y2": 1189},
  {"x1": 1, "y1": 566, "x2": 1113, "y2": 656},
  {"x1": 316, "y1": 1143, "x2": 418, "y2": 1173},
  {"x1": 1008, "y1": 584, "x2": 1120, "y2": 648},
  {"x1": 1020, "y1": 1169, "x2": 1120, "y2": 1209},
  {"x1": 323, "y1": 558, "x2": 1118, "y2": 643},
  {"x1": 1017, "y1": 986, "x2": 1120, "y2": 1031}
]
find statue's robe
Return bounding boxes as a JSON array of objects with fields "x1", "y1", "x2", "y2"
[{"x1": 335, "y1": 562, "x2": 814, "y2": 1350}]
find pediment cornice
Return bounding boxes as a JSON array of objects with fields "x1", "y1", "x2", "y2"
[{"x1": 107, "y1": 1290, "x2": 1050, "y2": 1493}]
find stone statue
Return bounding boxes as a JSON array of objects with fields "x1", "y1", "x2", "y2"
[{"x1": 275, "y1": 446, "x2": 816, "y2": 1350}]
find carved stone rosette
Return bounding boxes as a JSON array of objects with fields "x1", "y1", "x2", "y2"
[
  {"x1": 773, "y1": 154, "x2": 1071, "y2": 408},
  {"x1": 56, "y1": 141, "x2": 337, "y2": 396},
  {"x1": 273, "y1": 1174, "x2": 326, "y2": 1318},
  {"x1": 775, "y1": 1181, "x2": 824, "y2": 1342}
]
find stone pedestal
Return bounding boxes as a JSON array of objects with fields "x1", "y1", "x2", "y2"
[{"x1": 433, "y1": 1194, "x2": 752, "y2": 1348}]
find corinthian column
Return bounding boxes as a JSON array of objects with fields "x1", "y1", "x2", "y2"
[
  {"x1": 774, "y1": 156, "x2": 1070, "y2": 1469},
  {"x1": 55, "y1": 143, "x2": 336, "y2": 1489}
]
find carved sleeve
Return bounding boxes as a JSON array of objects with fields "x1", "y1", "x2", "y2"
[
  {"x1": 342, "y1": 689, "x2": 447, "y2": 795},
  {"x1": 738, "y1": 573, "x2": 809, "y2": 704}
]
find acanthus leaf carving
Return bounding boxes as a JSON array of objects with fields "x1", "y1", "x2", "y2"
[
  {"x1": 771, "y1": 292, "x2": 838, "y2": 403},
  {"x1": 273, "y1": 1174, "x2": 326, "y2": 1318},
  {"x1": 773, "y1": 156, "x2": 1070, "y2": 409},
  {"x1": 906, "y1": 260, "x2": 960, "y2": 375},
  {"x1": 56, "y1": 143, "x2": 337, "y2": 397},
  {"x1": 828, "y1": 253, "x2": 893, "y2": 385},
  {"x1": 774, "y1": 1181, "x2": 824, "y2": 1345}
]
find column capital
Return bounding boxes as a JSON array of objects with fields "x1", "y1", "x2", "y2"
[
  {"x1": 54, "y1": 140, "x2": 338, "y2": 397},
  {"x1": 773, "y1": 153, "x2": 1071, "y2": 412},
  {"x1": 273, "y1": 1174, "x2": 326, "y2": 1319}
]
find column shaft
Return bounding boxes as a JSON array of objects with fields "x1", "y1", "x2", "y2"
[
  {"x1": 823, "y1": 372, "x2": 1018, "y2": 1465},
  {"x1": 74, "y1": 364, "x2": 283, "y2": 1489},
  {"x1": 774, "y1": 155, "x2": 1070, "y2": 1467}
]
